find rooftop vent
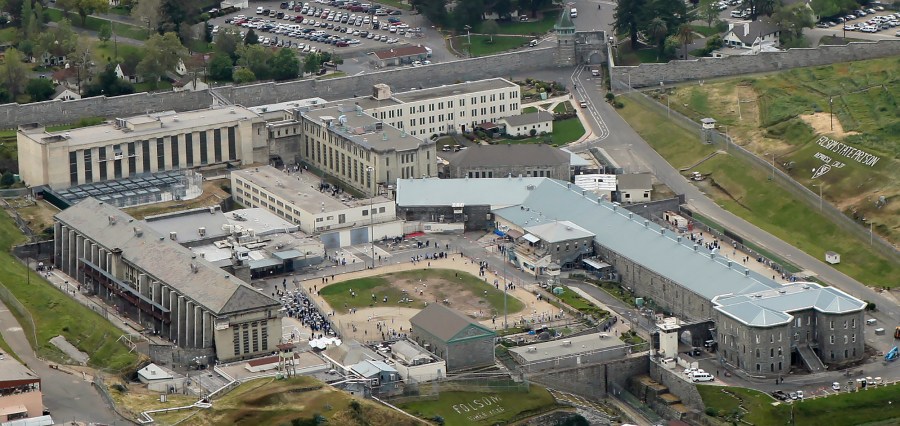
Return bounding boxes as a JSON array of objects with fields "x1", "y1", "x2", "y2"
[
  {"x1": 644, "y1": 220, "x2": 649, "y2": 228},
  {"x1": 676, "y1": 236, "x2": 682, "y2": 243},
  {"x1": 169, "y1": 231, "x2": 177, "y2": 241},
  {"x1": 659, "y1": 228, "x2": 665, "y2": 236},
  {"x1": 693, "y1": 244, "x2": 699, "y2": 251},
  {"x1": 108, "y1": 215, "x2": 117, "y2": 225},
  {"x1": 709, "y1": 252, "x2": 715, "y2": 260},
  {"x1": 727, "y1": 259, "x2": 732, "y2": 268},
  {"x1": 744, "y1": 269, "x2": 750, "y2": 277},
  {"x1": 133, "y1": 227, "x2": 143, "y2": 237},
  {"x1": 628, "y1": 212, "x2": 634, "y2": 220}
]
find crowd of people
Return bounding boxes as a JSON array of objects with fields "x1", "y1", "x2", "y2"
[{"x1": 277, "y1": 287, "x2": 336, "y2": 342}]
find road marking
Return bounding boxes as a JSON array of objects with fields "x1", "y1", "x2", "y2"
[
  {"x1": 6, "y1": 327, "x2": 22, "y2": 332},
  {"x1": 570, "y1": 64, "x2": 611, "y2": 142}
]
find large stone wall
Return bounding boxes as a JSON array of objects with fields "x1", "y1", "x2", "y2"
[
  {"x1": 0, "y1": 48, "x2": 558, "y2": 129},
  {"x1": 610, "y1": 40, "x2": 900, "y2": 90},
  {"x1": 527, "y1": 354, "x2": 650, "y2": 400},
  {"x1": 648, "y1": 361, "x2": 704, "y2": 410}
]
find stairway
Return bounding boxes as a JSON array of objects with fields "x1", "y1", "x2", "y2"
[{"x1": 796, "y1": 344, "x2": 826, "y2": 373}]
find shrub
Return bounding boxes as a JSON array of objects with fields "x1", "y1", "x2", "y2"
[{"x1": 605, "y1": 92, "x2": 615, "y2": 102}]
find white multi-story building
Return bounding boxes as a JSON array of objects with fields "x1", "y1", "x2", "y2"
[
  {"x1": 17, "y1": 107, "x2": 267, "y2": 189},
  {"x1": 358, "y1": 79, "x2": 522, "y2": 137},
  {"x1": 231, "y1": 166, "x2": 402, "y2": 246}
]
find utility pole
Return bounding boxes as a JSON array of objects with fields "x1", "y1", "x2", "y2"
[
  {"x1": 367, "y1": 166, "x2": 375, "y2": 269},
  {"x1": 502, "y1": 240, "x2": 508, "y2": 330}
]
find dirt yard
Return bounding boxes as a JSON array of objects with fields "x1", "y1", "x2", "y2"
[
  {"x1": 125, "y1": 180, "x2": 230, "y2": 219},
  {"x1": 798, "y1": 112, "x2": 859, "y2": 138},
  {"x1": 304, "y1": 257, "x2": 560, "y2": 344}
]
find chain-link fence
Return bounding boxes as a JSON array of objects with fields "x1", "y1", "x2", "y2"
[
  {"x1": 624, "y1": 91, "x2": 899, "y2": 264},
  {"x1": 0, "y1": 280, "x2": 38, "y2": 350}
]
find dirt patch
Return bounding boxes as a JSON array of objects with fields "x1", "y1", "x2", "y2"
[{"x1": 798, "y1": 113, "x2": 859, "y2": 138}]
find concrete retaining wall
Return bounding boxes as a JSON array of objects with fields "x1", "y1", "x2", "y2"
[
  {"x1": 648, "y1": 361, "x2": 704, "y2": 410},
  {"x1": 610, "y1": 40, "x2": 900, "y2": 90},
  {"x1": 0, "y1": 48, "x2": 558, "y2": 128},
  {"x1": 527, "y1": 354, "x2": 649, "y2": 400}
]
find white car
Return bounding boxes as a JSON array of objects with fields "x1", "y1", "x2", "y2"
[
  {"x1": 832, "y1": 382, "x2": 841, "y2": 391},
  {"x1": 257, "y1": 6, "x2": 264, "y2": 14},
  {"x1": 796, "y1": 390, "x2": 804, "y2": 399}
]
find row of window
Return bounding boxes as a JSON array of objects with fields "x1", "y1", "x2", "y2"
[
  {"x1": 232, "y1": 320, "x2": 269, "y2": 356},
  {"x1": 68, "y1": 127, "x2": 238, "y2": 185}
]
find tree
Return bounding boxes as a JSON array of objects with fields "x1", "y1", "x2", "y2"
[
  {"x1": 614, "y1": 0, "x2": 647, "y2": 49},
  {"x1": 676, "y1": 24, "x2": 695, "y2": 59},
  {"x1": 411, "y1": 0, "x2": 449, "y2": 26},
  {"x1": 35, "y1": 18, "x2": 79, "y2": 64},
  {"x1": 70, "y1": 44, "x2": 94, "y2": 92},
  {"x1": 0, "y1": 48, "x2": 30, "y2": 98},
  {"x1": 482, "y1": 19, "x2": 499, "y2": 43},
  {"x1": 810, "y1": 0, "x2": 856, "y2": 20},
  {"x1": 95, "y1": 21, "x2": 112, "y2": 43},
  {"x1": 739, "y1": 0, "x2": 776, "y2": 20},
  {"x1": 0, "y1": 171, "x2": 14, "y2": 187},
  {"x1": 19, "y1": 0, "x2": 34, "y2": 40},
  {"x1": 136, "y1": 32, "x2": 186, "y2": 85},
  {"x1": 84, "y1": 63, "x2": 135, "y2": 97},
  {"x1": 130, "y1": 0, "x2": 161, "y2": 35},
  {"x1": 160, "y1": 0, "x2": 199, "y2": 28},
  {"x1": 491, "y1": 0, "x2": 514, "y2": 19},
  {"x1": 57, "y1": 0, "x2": 109, "y2": 26},
  {"x1": 451, "y1": 0, "x2": 486, "y2": 30},
  {"x1": 232, "y1": 67, "x2": 255, "y2": 83},
  {"x1": 236, "y1": 44, "x2": 273, "y2": 79},
  {"x1": 303, "y1": 52, "x2": 321, "y2": 75},
  {"x1": 269, "y1": 48, "x2": 299, "y2": 81},
  {"x1": 26, "y1": 78, "x2": 55, "y2": 101},
  {"x1": 772, "y1": 3, "x2": 814, "y2": 44},
  {"x1": 699, "y1": 0, "x2": 719, "y2": 27},
  {"x1": 244, "y1": 28, "x2": 259, "y2": 45},
  {"x1": 518, "y1": 0, "x2": 551, "y2": 18},
  {"x1": 208, "y1": 54, "x2": 233, "y2": 81},
  {"x1": 214, "y1": 31, "x2": 243, "y2": 60},
  {"x1": 646, "y1": 17, "x2": 667, "y2": 53},
  {"x1": 178, "y1": 21, "x2": 195, "y2": 52}
]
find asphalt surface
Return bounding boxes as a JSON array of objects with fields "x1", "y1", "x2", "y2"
[{"x1": 0, "y1": 301, "x2": 121, "y2": 425}]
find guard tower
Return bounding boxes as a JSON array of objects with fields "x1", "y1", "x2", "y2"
[
  {"x1": 555, "y1": 5, "x2": 577, "y2": 66},
  {"x1": 656, "y1": 317, "x2": 681, "y2": 360},
  {"x1": 701, "y1": 118, "x2": 717, "y2": 144},
  {"x1": 277, "y1": 342, "x2": 298, "y2": 377}
]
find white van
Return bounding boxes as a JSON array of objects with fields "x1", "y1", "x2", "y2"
[
  {"x1": 692, "y1": 372, "x2": 715, "y2": 382},
  {"x1": 570, "y1": 8, "x2": 578, "y2": 18}
]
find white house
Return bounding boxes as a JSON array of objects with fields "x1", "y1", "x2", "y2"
[
  {"x1": 173, "y1": 76, "x2": 209, "y2": 92},
  {"x1": 498, "y1": 111, "x2": 554, "y2": 137},
  {"x1": 52, "y1": 86, "x2": 81, "y2": 101},
  {"x1": 114, "y1": 63, "x2": 144, "y2": 84},
  {"x1": 723, "y1": 20, "x2": 781, "y2": 49}
]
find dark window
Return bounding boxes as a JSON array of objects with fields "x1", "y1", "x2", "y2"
[
  {"x1": 69, "y1": 151, "x2": 78, "y2": 185},
  {"x1": 213, "y1": 129, "x2": 222, "y2": 162},
  {"x1": 83, "y1": 149, "x2": 92, "y2": 183},
  {"x1": 142, "y1": 140, "x2": 150, "y2": 173},
  {"x1": 199, "y1": 131, "x2": 208, "y2": 165},
  {"x1": 99, "y1": 147, "x2": 107, "y2": 180},
  {"x1": 114, "y1": 160, "x2": 122, "y2": 179},
  {"x1": 185, "y1": 133, "x2": 194, "y2": 166},
  {"x1": 157, "y1": 138, "x2": 165, "y2": 170},
  {"x1": 228, "y1": 127, "x2": 237, "y2": 160},
  {"x1": 171, "y1": 136, "x2": 180, "y2": 168},
  {"x1": 128, "y1": 143, "x2": 136, "y2": 177}
]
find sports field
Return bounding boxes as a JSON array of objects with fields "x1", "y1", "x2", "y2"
[{"x1": 320, "y1": 269, "x2": 525, "y2": 316}]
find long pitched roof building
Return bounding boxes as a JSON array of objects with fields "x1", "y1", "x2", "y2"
[{"x1": 54, "y1": 198, "x2": 282, "y2": 361}]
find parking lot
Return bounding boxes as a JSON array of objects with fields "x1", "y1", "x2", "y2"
[
  {"x1": 208, "y1": 0, "x2": 430, "y2": 60},
  {"x1": 717, "y1": 2, "x2": 900, "y2": 40}
]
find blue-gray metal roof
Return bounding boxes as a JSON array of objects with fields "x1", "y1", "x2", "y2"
[
  {"x1": 493, "y1": 179, "x2": 779, "y2": 301},
  {"x1": 712, "y1": 282, "x2": 865, "y2": 326},
  {"x1": 395, "y1": 177, "x2": 551, "y2": 208}
]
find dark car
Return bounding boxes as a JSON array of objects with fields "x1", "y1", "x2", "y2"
[
  {"x1": 389, "y1": 9, "x2": 402, "y2": 15},
  {"x1": 771, "y1": 390, "x2": 789, "y2": 401}
]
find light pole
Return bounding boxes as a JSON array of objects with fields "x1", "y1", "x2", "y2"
[
  {"x1": 502, "y1": 240, "x2": 508, "y2": 330},
  {"x1": 464, "y1": 25, "x2": 471, "y2": 46},
  {"x1": 813, "y1": 183, "x2": 824, "y2": 210},
  {"x1": 660, "y1": 82, "x2": 669, "y2": 118},
  {"x1": 829, "y1": 97, "x2": 834, "y2": 131},
  {"x1": 367, "y1": 166, "x2": 375, "y2": 269}
]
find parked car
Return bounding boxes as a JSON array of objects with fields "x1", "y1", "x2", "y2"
[
  {"x1": 772, "y1": 390, "x2": 789, "y2": 401},
  {"x1": 832, "y1": 382, "x2": 841, "y2": 391}
]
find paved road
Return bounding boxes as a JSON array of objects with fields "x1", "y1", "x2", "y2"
[
  {"x1": 565, "y1": 68, "x2": 900, "y2": 328},
  {"x1": 0, "y1": 301, "x2": 121, "y2": 425}
]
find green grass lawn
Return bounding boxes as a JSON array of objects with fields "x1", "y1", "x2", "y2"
[
  {"x1": 522, "y1": 106, "x2": 538, "y2": 113},
  {"x1": 47, "y1": 9, "x2": 148, "y2": 41},
  {"x1": 619, "y1": 95, "x2": 897, "y2": 287},
  {"x1": 618, "y1": 48, "x2": 671, "y2": 65},
  {"x1": 479, "y1": 10, "x2": 560, "y2": 35},
  {"x1": 689, "y1": 25, "x2": 722, "y2": 37},
  {"x1": 506, "y1": 117, "x2": 585, "y2": 146},
  {"x1": 88, "y1": 37, "x2": 142, "y2": 66},
  {"x1": 698, "y1": 384, "x2": 900, "y2": 426},
  {"x1": 557, "y1": 287, "x2": 607, "y2": 318},
  {"x1": 133, "y1": 80, "x2": 173, "y2": 92},
  {"x1": 453, "y1": 35, "x2": 530, "y2": 57},
  {"x1": 0, "y1": 27, "x2": 16, "y2": 43},
  {"x1": 398, "y1": 386, "x2": 558, "y2": 425},
  {"x1": 0, "y1": 213, "x2": 138, "y2": 371},
  {"x1": 374, "y1": 0, "x2": 412, "y2": 10},
  {"x1": 320, "y1": 269, "x2": 525, "y2": 315},
  {"x1": 553, "y1": 100, "x2": 573, "y2": 114}
]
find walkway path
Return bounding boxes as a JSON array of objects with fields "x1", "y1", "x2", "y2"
[{"x1": 0, "y1": 301, "x2": 119, "y2": 424}]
